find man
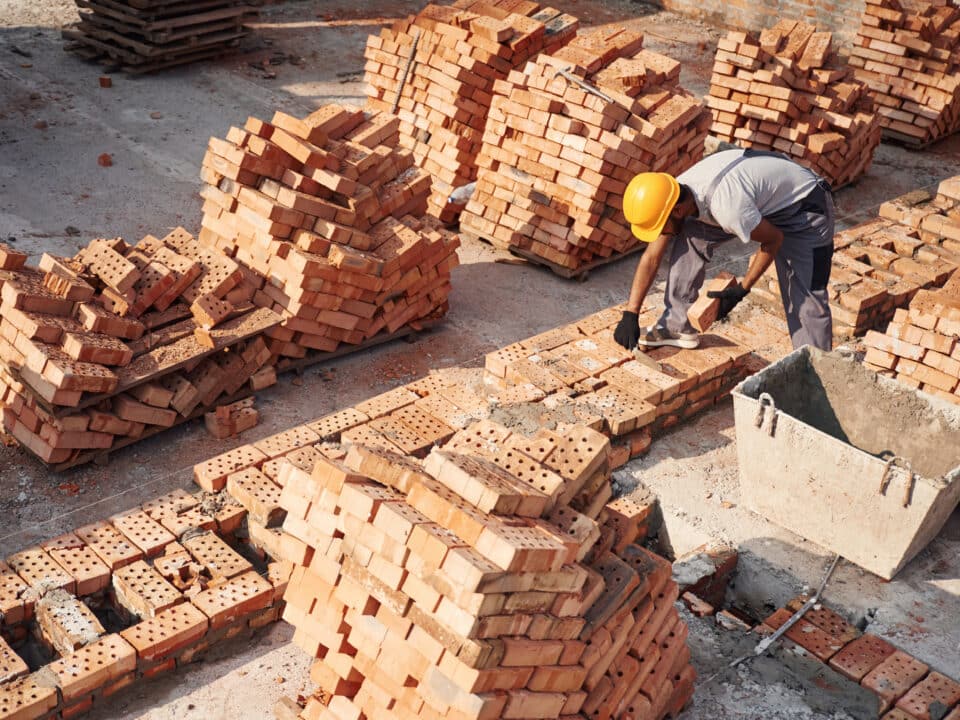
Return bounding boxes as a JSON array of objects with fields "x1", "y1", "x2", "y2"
[{"x1": 613, "y1": 148, "x2": 835, "y2": 352}]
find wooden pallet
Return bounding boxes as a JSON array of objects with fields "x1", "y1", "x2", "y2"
[
  {"x1": 461, "y1": 231, "x2": 646, "y2": 280},
  {"x1": 40, "y1": 320, "x2": 440, "y2": 472}
]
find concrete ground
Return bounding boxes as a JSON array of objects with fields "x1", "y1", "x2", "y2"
[{"x1": 1, "y1": 0, "x2": 959, "y2": 717}]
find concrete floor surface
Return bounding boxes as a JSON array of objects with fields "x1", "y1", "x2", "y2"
[{"x1": 1, "y1": 0, "x2": 959, "y2": 717}]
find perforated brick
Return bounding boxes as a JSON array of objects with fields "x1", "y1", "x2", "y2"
[
  {"x1": 190, "y1": 570, "x2": 273, "y2": 629},
  {"x1": 183, "y1": 532, "x2": 252, "y2": 582},
  {"x1": 120, "y1": 602, "x2": 209, "y2": 663},
  {"x1": 75, "y1": 521, "x2": 142, "y2": 570},
  {"x1": 504, "y1": 430, "x2": 558, "y2": 463},
  {"x1": 253, "y1": 425, "x2": 322, "y2": 459},
  {"x1": 829, "y1": 636, "x2": 894, "y2": 690},
  {"x1": 354, "y1": 387, "x2": 419, "y2": 419},
  {"x1": 226, "y1": 467, "x2": 284, "y2": 526},
  {"x1": 157, "y1": 507, "x2": 218, "y2": 538},
  {"x1": 369, "y1": 416, "x2": 434, "y2": 456},
  {"x1": 785, "y1": 598, "x2": 860, "y2": 645},
  {"x1": 6, "y1": 546, "x2": 74, "y2": 593},
  {"x1": 112, "y1": 560, "x2": 183, "y2": 619},
  {"x1": 863, "y1": 651, "x2": 930, "y2": 711},
  {"x1": 194, "y1": 444, "x2": 268, "y2": 492},
  {"x1": 491, "y1": 447, "x2": 565, "y2": 503},
  {"x1": 141, "y1": 489, "x2": 199, "y2": 519},
  {"x1": 306, "y1": 408, "x2": 369, "y2": 440},
  {"x1": 895, "y1": 671, "x2": 960, "y2": 720},
  {"x1": 0, "y1": 561, "x2": 31, "y2": 625},
  {"x1": 36, "y1": 589, "x2": 105, "y2": 655},
  {"x1": 0, "y1": 635, "x2": 28, "y2": 684},
  {"x1": 0, "y1": 673, "x2": 58, "y2": 718},
  {"x1": 46, "y1": 633, "x2": 136, "y2": 701},
  {"x1": 48, "y1": 545, "x2": 111, "y2": 596},
  {"x1": 111, "y1": 511, "x2": 176, "y2": 557}
]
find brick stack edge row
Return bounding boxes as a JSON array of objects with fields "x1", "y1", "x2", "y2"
[
  {"x1": 0, "y1": 232, "x2": 281, "y2": 466},
  {"x1": 458, "y1": 31, "x2": 710, "y2": 271},
  {"x1": 851, "y1": 0, "x2": 960, "y2": 147},
  {"x1": 706, "y1": 20, "x2": 882, "y2": 189},
  {"x1": 0, "y1": 486, "x2": 290, "y2": 720},
  {"x1": 365, "y1": 0, "x2": 579, "y2": 223},
  {"x1": 198, "y1": 104, "x2": 460, "y2": 359},
  {"x1": 748, "y1": 176, "x2": 960, "y2": 340}
]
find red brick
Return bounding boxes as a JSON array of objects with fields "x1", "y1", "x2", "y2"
[
  {"x1": 47, "y1": 633, "x2": 137, "y2": 701},
  {"x1": 0, "y1": 674, "x2": 58, "y2": 719},
  {"x1": 121, "y1": 603, "x2": 209, "y2": 663},
  {"x1": 190, "y1": 570, "x2": 273, "y2": 629},
  {"x1": 863, "y1": 651, "x2": 929, "y2": 712},
  {"x1": 828, "y1": 634, "x2": 897, "y2": 682},
  {"x1": 895, "y1": 671, "x2": 960, "y2": 720}
]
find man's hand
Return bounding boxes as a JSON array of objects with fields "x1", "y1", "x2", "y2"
[
  {"x1": 614, "y1": 310, "x2": 640, "y2": 349},
  {"x1": 707, "y1": 282, "x2": 749, "y2": 321}
]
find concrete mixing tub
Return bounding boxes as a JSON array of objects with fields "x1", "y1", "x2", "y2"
[{"x1": 732, "y1": 347, "x2": 960, "y2": 580}]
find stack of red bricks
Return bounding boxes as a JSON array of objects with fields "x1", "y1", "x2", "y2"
[
  {"x1": 198, "y1": 104, "x2": 461, "y2": 360},
  {"x1": 707, "y1": 21, "x2": 882, "y2": 189},
  {"x1": 759, "y1": 599, "x2": 960, "y2": 718},
  {"x1": 459, "y1": 31, "x2": 710, "y2": 272},
  {"x1": 0, "y1": 487, "x2": 289, "y2": 720},
  {"x1": 851, "y1": 0, "x2": 960, "y2": 147},
  {"x1": 261, "y1": 420, "x2": 695, "y2": 720},
  {"x1": 0, "y1": 230, "x2": 280, "y2": 466},
  {"x1": 862, "y1": 273, "x2": 960, "y2": 403},
  {"x1": 365, "y1": 0, "x2": 580, "y2": 223},
  {"x1": 749, "y1": 176, "x2": 960, "y2": 340}
]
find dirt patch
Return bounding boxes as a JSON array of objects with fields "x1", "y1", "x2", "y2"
[{"x1": 741, "y1": 349, "x2": 960, "y2": 478}]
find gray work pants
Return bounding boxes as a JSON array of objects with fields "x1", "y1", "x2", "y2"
[{"x1": 657, "y1": 189, "x2": 835, "y2": 351}]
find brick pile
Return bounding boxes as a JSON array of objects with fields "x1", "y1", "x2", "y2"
[
  {"x1": 757, "y1": 599, "x2": 960, "y2": 718},
  {"x1": 851, "y1": 0, "x2": 960, "y2": 147},
  {"x1": 0, "y1": 487, "x2": 289, "y2": 720},
  {"x1": 459, "y1": 33, "x2": 711, "y2": 273},
  {"x1": 364, "y1": 1, "x2": 580, "y2": 222},
  {"x1": 63, "y1": 0, "x2": 257, "y2": 73},
  {"x1": 0, "y1": 231, "x2": 281, "y2": 466},
  {"x1": 198, "y1": 104, "x2": 461, "y2": 360},
  {"x1": 706, "y1": 21, "x2": 882, "y2": 189},
  {"x1": 862, "y1": 278, "x2": 960, "y2": 403},
  {"x1": 749, "y1": 177, "x2": 960, "y2": 340}
]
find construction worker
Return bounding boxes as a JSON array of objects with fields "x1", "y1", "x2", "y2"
[{"x1": 613, "y1": 149, "x2": 835, "y2": 352}]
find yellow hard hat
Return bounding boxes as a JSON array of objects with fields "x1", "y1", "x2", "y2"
[{"x1": 623, "y1": 172, "x2": 681, "y2": 243}]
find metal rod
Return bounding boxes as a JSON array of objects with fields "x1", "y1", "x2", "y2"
[
  {"x1": 554, "y1": 65, "x2": 617, "y2": 106},
  {"x1": 392, "y1": 29, "x2": 421, "y2": 114}
]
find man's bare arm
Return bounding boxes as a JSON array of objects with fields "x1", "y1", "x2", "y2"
[
  {"x1": 626, "y1": 234, "x2": 672, "y2": 312},
  {"x1": 740, "y1": 219, "x2": 784, "y2": 291}
]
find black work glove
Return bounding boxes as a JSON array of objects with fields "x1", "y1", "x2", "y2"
[
  {"x1": 707, "y1": 282, "x2": 749, "y2": 321},
  {"x1": 614, "y1": 310, "x2": 640, "y2": 349}
]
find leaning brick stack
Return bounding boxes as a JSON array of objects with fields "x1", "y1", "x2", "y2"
[
  {"x1": 707, "y1": 21, "x2": 882, "y2": 189},
  {"x1": 0, "y1": 486, "x2": 289, "y2": 720},
  {"x1": 270, "y1": 422, "x2": 696, "y2": 720},
  {"x1": 459, "y1": 33, "x2": 711, "y2": 272},
  {"x1": 749, "y1": 177, "x2": 960, "y2": 340},
  {"x1": 0, "y1": 232, "x2": 280, "y2": 467},
  {"x1": 850, "y1": 0, "x2": 960, "y2": 146},
  {"x1": 862, "y1": 277, "x2": 960, "y2": 403},
  {"x1": 198, "y1": 104, "x2": 460, "y2": 360},
  {"x1": 365, "y1": 1, "x2": 579, "y2": 223}
]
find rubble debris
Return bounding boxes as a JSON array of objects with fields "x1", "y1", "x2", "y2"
[{"x1": 707, "y1": 21, "x2": 882, "y2": 188}]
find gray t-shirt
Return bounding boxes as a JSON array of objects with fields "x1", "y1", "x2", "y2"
[{"x1": 677, "y1": 149, "x2": 820, "y2": 243}]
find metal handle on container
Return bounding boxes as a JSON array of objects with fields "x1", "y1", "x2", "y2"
[
  {"x1": 879, "y1": 455, "x2": 916, "y2": 508},
  {"x1": 754, "y1": 392, "x2": 778, "y2": 437}
]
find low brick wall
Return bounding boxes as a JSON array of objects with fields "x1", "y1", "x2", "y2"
[{"x1": 656, "y1": 0, "x2": 867, "y2": 47}]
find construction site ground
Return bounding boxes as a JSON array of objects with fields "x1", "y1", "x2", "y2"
[{"x1": 1, "y1": 0, "x2": 959, "y2": 718}]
